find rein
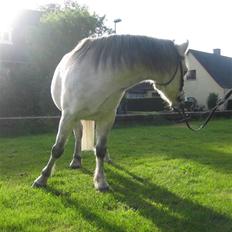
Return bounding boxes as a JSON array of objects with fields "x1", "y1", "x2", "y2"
[{"x1": 177, "y1": 89, "x2": 232, "y2": 131}]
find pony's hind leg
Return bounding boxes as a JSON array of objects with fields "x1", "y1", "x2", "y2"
[
  {"x1": 32, "y1": 113, "x2": 75, "y2": 187},
  {"x1": 70, "y1": 121, "x2": 83, "y2": 169},
  {"x1": 104, "y1": 150, "x2": 112, "y2": 163},
  {"x1": 94, "y1": 114, "x2": 115, "y2": 191}
]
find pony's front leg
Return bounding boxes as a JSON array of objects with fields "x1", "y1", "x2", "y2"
[
  {"x1": 70, "y1": 121, "x2": 83, "y2": 169},
  {"x1": 32, "y1": 113, "x2": 75, "y2": 187},
  {"x1": 94, "y1": 115, "x2": 115, "y2": 191}
]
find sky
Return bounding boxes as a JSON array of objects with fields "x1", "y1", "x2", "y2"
[{"x1": 0, "y1": 0, "x2": 232, "y2": 57}]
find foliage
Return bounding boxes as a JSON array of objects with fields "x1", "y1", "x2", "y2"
[
  {"x1": 1, "y1": 120, "x2": 232, "y2": 231},
  {"x1": 207, "y1": 93, "x2": 219, "y2": 109},
  {"x1": 0, "y1": 1, "x2": 112, "y2": 117},
  {"x1": 29, "y1": 1, "x2": 112, "y2": 74},
  {"x1": 0, "y1": 64, "x2": 41, "y2": 117}
]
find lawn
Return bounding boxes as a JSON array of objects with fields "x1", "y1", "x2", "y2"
[{"x1": 0, "y1": 119, "x2": 232, "y2": 232}]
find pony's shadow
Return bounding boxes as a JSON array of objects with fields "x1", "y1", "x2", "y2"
[
  {"x1": 108, "y1": 163, "x2": 232, "y2": 232},
  {"x1": 44, "y1": 163, "x2": 232, "y2": 232},
  {"x1": 44, "y1": 184, "x2": 125, "y2": 232}
]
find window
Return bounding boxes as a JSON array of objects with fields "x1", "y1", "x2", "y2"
[
  {"x1": 0, "y1": 31, "x2": 12, "y2": 44},
  {"x1": 186, "y1": 70, "x2": 196, "y2": 80},
  {"x1": 126, "y1": 93, "x2": 145, "y2": 99}
]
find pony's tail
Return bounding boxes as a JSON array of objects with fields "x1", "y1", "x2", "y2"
[{"x1": 81, "y1": 120, "x2": 95, "y2": 151}]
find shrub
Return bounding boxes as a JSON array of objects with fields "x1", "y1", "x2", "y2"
[{"x1": 207, "y1": 93, "x2": 218, "y2": 109}]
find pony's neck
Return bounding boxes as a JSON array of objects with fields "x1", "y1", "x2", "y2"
[{"x1": 120, "y1": 66, "x2": 170, "y2": 92}]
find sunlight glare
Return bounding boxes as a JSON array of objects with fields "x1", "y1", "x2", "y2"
[{"x1": 0, "y1": 2, "x2": 24, "y2": 31}]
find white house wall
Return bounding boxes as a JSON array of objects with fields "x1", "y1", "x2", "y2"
[{"x1": 184, "y1": 52, "x2": 224, "y2": 110}]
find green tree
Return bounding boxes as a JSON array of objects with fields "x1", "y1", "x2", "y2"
[
  {"x1": 0, "y1": 64, "x2": 42, "y2": 117},
  {"x1": 0, "y1": 1, "x2": 112, "y2": 121},
  {"x1": 29, "y1": 1, "x2": 112, "y2": 74}
]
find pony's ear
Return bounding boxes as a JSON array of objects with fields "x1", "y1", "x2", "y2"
[{"x1": 175, "y1": 40, "x2": 189, "y2": 56}]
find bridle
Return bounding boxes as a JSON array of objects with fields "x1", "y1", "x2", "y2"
[{"x1": 155, "y1": 54, "x2": 232, "y2": 131}]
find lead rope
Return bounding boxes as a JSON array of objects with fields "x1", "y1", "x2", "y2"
[{"x1": 178, "y1": 89, "x2": 232, "y2": 131}]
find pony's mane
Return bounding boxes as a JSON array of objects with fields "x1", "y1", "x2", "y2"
[{"x1": 71, "y1": 34, "x2": 179, "y2": 72}]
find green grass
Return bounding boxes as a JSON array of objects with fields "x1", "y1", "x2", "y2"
[{"x1": 1, "y1": 119, "x2": 232, "y2": 232}]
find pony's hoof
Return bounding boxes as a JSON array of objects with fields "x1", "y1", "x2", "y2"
[
  {"x1": 94, "y1": 181, "x2": 110, "y2": 192},
  {"x1": 69, "y1": 159, "x2": 82, "y2": 169},
  {"x1": 105, "y1": 159, "x2": 113, "y2": 164},
  {"x1": 98, "y1": 185, "x2": 110, "y2": 192},
  {"x1": 104, "y1": 156, "x2": 112, "y2": 164},
  {"x1": 32, "y1": 175, "x2": 47, "y2": 188}
]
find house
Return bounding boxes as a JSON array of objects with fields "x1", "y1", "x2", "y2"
[
  {"x1": 184, "y1": 49, "x2": 232, "y2": 110},
  {"x1": 117, "y1": 82, "x2": 165, "y2": 113},
  {"x1": 126, "y1": 82, "x2": 158, "y2": 99}
]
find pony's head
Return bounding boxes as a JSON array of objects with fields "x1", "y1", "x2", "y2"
[{"x1": 155, "y1": 41, "x2": 189, "y2": 110}]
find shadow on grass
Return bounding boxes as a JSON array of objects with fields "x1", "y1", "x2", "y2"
[
  {"x1": 44, "y1": 185, "x2": 126, "y2": 232},
  {"x1": 44, "y1": 163, "x2": 232, "y2": 232},
  {"x1": 108, "y1": 163, "x2": 232, "y2": 232},
  {"x1": 113, "y1": 132, "x2": 232, "y2": 175}
]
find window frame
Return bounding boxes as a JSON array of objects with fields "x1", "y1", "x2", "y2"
[{"x1": 186, "y1": 69, "x2": 196, "y2": 81}]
